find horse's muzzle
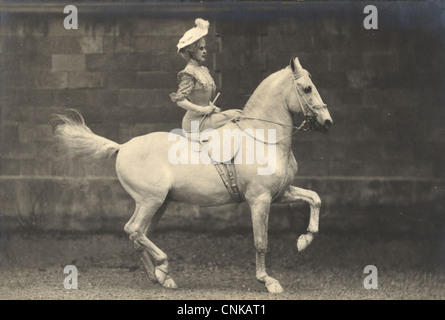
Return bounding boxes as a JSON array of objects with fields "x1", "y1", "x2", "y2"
[
  {"x1": 314, "y1": 119, "x2": 333, "y2": 132},
  {"x1": 323, "y1": 119, "x2": 333, "y2": 131}
]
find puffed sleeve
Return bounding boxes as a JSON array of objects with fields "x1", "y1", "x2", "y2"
[{"x1": 169, "y1": 71, "x2": 195, "y2": 103}]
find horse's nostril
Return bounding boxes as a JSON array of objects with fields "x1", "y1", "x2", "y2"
[{"x1": 324, "y1": 119, "x2": 332, "y2": 129}]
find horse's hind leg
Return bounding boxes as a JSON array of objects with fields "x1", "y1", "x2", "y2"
[
  {"x1": 124, "y1": 201, "x2": 177, "y2": 289},
  {"x1": 276, "y1": 185, "x2": 321, "y2": 252}
]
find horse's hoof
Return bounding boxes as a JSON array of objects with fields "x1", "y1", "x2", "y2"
[
  {"x1": 155, "y1": 268, "x2": 166, "y2": 284},
  {"x1": 162, "y1": 276, "x2": 178, "y2": 290},
  {"x1": 266, "y1": 281, "x2": 283, "y2": 294},
  {"x1": 296, "y1": 233, "x2": 314, "y2": 252}
]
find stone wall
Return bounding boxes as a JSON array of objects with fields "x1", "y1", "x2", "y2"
[{"x1": 0, "y1": 1, "x2": 444, "y2": 232}]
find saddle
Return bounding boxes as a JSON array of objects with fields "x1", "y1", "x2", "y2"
[{"x1": 190, "y1": 125, "x2": 244, "y2": 203}]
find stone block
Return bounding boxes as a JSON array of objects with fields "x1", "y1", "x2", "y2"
[
  {"x1": 330, "y1": 53, "x2": 364, "y2": 72},
  {"x1": 140, "y1": 54, "x2": 184, "y2": 72},
  {"x1": 263, "y1": 33, "x2": 312, "y2": 56},
  {"x1": 19, "y1": 54, "x2": 52, "y2": 72},
  {"x1": 47, "y1": 18, "x2": 118, "y2": 38},
  {"x1": 115, "y1": 106, "x2": 183, "y2": 127},
  {"x1": 133, "y1": 19, "x2": 191, "y2": 36},
  {"x1": 0, "y1": 158, "x2": 20, "y2": 175},
  {"x1": 20, "y1": 158, "x2": 52, "y2": 176},
  {"x1": 328, "y1": 89, "x2": 364, "y2": 108},
  {"x1": 297, "y1": 158, "x2": 330, "y2": 176},
  {"x1": 68, "y1": 72, "x2": 104, "y2": 89},
  {"x1": 1, "y1": 72, "x2": 35, "y2": 88},
  {"x1": 134, "y1": 36, "x2": 178, "y2": 54},
  {"x1": 36, "y1": 37, "x2": 81, "y2": 54},
  {"x1": 118, "y1": 88, "x2": 171, "y2": 108},
  {"x1": 1, "y1": 88, "x2": 53, "y2": 108},
  {"x1": 35, "y1": 106, "x2": 67, "y2": 124},
  {"x1": 86, "y1": 53, "x2": 138, "y2": 71},
  {"x1": 105, "y1": 72, "x2": 138, "y2": 88},
  {"x1": 364, "y1": 88, "x2": 428, "y2": 109},
  {"x1": 18, "y1": 124, "x2": 52, "y2": 144},
  {"x1": 79, "y1": 36, "x2": 103, "y2": 54},
  {"x1": 0, "y1": 54, "x2": 20, "y2": 71},
  {"x1": 1, "y1": 36, "x2": 41, "y2": 54},
  {"x1": 364, "y1": 53, "x2": 399, "y2": 73},
  {"x1": 137, "y1": 71, "x2": 177, "y2": 89},
  {"x1": 118, "y1": 123, "x2": 172, "y2": 142},
  {"x1": 314, "y1": 72, "x2": 346, "y2": 89},
  {"x1": 85, "y1": 89, "x2": 120, "y2": 109},
  {"x1": 328, "y1": 159, "x2": 364, "y2": 176},
  {"x1": 103, "y1": 35, "x2": 137, "y2": 53},
  {"x1": 36, "y1": 72, "x2": 69, "y2": 89},
  {"x1": 52, "y1": 54, "x2": 86, "y2": 71},
  {"x1": 52, "y1": 89, "x2": 88, "y2": 108},
  {"x1": 88, "y1": 123, "x2": 120, "y2": 143},
  {"x1": 0, "y1": 123, "x2": 19, "y2": 156}
]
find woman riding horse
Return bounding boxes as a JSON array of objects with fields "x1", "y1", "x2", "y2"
[
  {"x1": 52, "y1": 48, "x2": 333, "y2": 294},
  {"x1": 170, "y1": 18, "x2": 242, "y2": 133}
]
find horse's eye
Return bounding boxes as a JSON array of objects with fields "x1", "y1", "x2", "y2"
[{"x1": 304, "y1": 85, "x2": 312, "y2": 93}]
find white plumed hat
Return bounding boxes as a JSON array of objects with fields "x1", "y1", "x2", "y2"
[{"x1": 177, "y1": 18, "x2": 209, "y2": 52}]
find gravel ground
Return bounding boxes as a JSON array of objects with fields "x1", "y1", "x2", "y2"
[{"x1": 0, "y1": 228, "x2": 443, "y2": 300}]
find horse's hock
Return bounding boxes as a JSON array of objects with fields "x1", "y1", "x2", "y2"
[{"x1": 0, "y1": 3, "x2": 444, "y2": 235}]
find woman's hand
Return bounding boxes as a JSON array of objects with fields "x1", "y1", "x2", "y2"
[
  {"x1": 208, "y1": 101, "x2": 221, "y2": 113},
  {"x1": 201, "y1": 103, "x2": 220, "y2": 115},
  {"x1": 200, "y1": 106, "x2": 215, "y2": 115}
]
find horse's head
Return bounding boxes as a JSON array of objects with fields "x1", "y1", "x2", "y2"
[{"x1": 288, "y1": 57, "x2": 333, "y2": 132}]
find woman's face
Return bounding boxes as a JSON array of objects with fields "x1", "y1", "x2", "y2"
[{"x1": 192, "y1": 38, "x2": 207, "y2": 63}]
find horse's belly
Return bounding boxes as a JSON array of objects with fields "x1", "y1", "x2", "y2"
[{"x1": 169, "y1": 163, "x2": 235, "y2": 206}]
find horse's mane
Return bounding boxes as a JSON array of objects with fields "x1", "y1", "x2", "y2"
[{"x1": 243, "y1": 67, "x2": 291, "y2": 112}]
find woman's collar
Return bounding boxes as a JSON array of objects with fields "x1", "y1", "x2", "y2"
[{"x1": 188, "y1": 59, "x2": 201, "y2": 66}]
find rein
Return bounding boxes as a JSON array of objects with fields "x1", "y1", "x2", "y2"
[
  {"x1": 230, "y1": 74, "x2": 324, "y2": 145},
  {"x1": 232, "y1": 115, "x2": 309, "y2": 144}
]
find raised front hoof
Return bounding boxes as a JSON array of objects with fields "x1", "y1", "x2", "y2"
[
  {"x1": 265, "y1": 279, "x2": 283, "y2": 294},
  {"x1": 296, "y1": 232, "x2": 315, "y2": 253}
]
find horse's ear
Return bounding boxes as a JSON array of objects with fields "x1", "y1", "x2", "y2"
[
  {"x1": 290, "y1": 56, "x2": 296, "y2": 72},
  {"x1": 290, "y1": 57, "x2": 303, "y2": 76}
]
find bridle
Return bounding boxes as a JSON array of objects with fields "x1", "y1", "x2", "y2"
[{"x1": 232, "y1": 71, "x2": 327, "y2": 144}]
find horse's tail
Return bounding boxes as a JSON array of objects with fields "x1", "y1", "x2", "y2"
[
  {"x1": 50, "y1": 110, "x2": 122, "y2": 188},
  {"x1": 51, "y1": 109, "x2": 121, "y2": 160}
]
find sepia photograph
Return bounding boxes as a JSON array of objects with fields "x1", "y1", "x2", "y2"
[{"x1": 0, "y1": 0, "x2": 443, "y2": 305}]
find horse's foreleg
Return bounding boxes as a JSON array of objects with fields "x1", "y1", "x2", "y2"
[
  {"x1": 248, "y1": 194, "x2": 283, "y2": 294},
  {"x1": 276, "y1": 185, "x2": 321, "y2": 252},
  {"x1": 124, "y1": 202, "x2": 177, "y2": 289}
]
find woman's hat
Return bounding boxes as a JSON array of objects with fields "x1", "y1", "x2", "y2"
[{"x1": 177, "y1": 18, "x2": 209, "y2": 52}]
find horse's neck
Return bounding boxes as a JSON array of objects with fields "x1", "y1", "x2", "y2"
[{"x1": 242, "y1": 69, "x2": 294, "y2": 149}]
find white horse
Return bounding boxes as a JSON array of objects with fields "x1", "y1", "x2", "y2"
[{"x1": 53, "y1": 57, "x2": 333, "y2": 293}]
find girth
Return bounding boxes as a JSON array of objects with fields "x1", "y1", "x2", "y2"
[{"x1": 213, "y1": 161, "x2": 244, "y2": 203}]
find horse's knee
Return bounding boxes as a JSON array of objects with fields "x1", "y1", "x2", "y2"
[{"x1": 254, "y1": 238, "x2": 268, "y2": 252}]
